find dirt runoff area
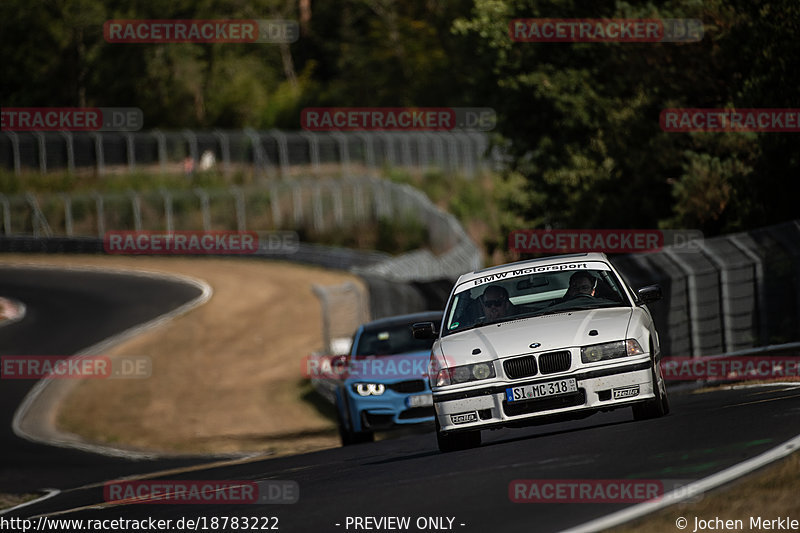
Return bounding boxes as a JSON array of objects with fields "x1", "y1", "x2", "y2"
[{"x1": 1, "y1": 254, "x2": 363, "y2": 456}]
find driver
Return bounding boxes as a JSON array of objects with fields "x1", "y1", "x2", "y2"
[
  {"x1": 480, "y1": 284, "x2": 514, "y2": 320},
  {"x1": 563, "y1": 271, "x2": 597, "y2": 299}
]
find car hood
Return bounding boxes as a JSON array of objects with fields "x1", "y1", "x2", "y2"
[{"x1": 438, "y1": 308, "x2": 633, "y2": 364}]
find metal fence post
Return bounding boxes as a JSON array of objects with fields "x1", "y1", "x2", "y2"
[
  {"x1": 399, "y1": 134, "x2": 412, "y2": 168},
  {"x1": 90, "y1": 133, "x2": 105, "y2": 176},
  {"x1": 4, "y1": 132, "x2": 22, "y2": 176},
  {"x1": 357, "y1": 133, "x2": 377, "y2": 172},
  {"x1": 25, "y1": 193, "x2": 52, "y2": 237},
  {"x1": 213, "y1": 130, "x2": 232, "y2": 177},
  {"x1": 430, "y1": 132, "x2": 445, "y2": 170},
  {"x1": 332, "y1": 182, "x2": 344, "y2": 226},
  {"x1": 332, "y1": 132, "x2": 351, "y2": 177},
  {"x1": 270, "y1": 183, "x2": 282, "y2": 227},
  {"x1": 194, "y1": 188, "x2": 211, "y2": 231},
  {"x1": 0, "y1": 194, "x2": 11, "y2": 235},
  {"x1": 292, "y1": 182, "x2": 303, "y2": 225},
  {"x1": 34, "y1": 132, "x2": 47, "y2": 174},
  {"x1": 301, "y1": 131, "x2": 321, "y2": 174},
  {"x1": 231, "y1": 186, "x2": 246, "y2": 231},
  {"x1": 128, "y1": 190, "x2": 142, "y2": 231},
  {"x1": 92, "y1": 191, "x2": 105, "y2": 237},
  {"x1": 152, "y1": 130, "x2": 167, "y2": 174},
  {"x1": 244, "y1": 128, "x2": 269, "y2": 180},
  {"x1": 312, "y1": 184, "x2": 324, "y2": 232},
  {"x1": 60, "y1": 131, "x2": 75, "y2": 174},
  {"x1": 59, "y1": 193, "x2": 74, "y2": 236},
  {"x1": 125, "y1": 133, "x2": 136, "y2": 173},
  {"x1": 160, "y1": 189, "x2": 173, "y2": 232},
  {"x1": 269, "y1": 129, "x2": 290, "y2": 179}
]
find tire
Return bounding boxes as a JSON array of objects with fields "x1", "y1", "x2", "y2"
[
  {"x1": 336, "y1": 397, "x2": 374, "y2": 446},
  {"x1": 632, "y1": 357, "x2": 670, "y2": 421},
  {"x1": 435, "y1": 418, "x2": 481, "y2": 452}
]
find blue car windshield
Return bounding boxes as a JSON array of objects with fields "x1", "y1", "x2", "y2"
[{"x1": 355, "y1": 324, "x2": 436, "y2": 356}]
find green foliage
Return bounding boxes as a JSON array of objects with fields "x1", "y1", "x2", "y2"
[
  {"x1": 1, "y1": 0, "x2": 797, "y2": 241},
  {"x1": 375, "y1": 216, "x2": 428, "y2": 253},
  {"x1": 455, "y1": 0, "x2": 799, "y2": 234}
]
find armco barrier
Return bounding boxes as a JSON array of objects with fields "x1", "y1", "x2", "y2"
[{"x1": 612, "y1": 220, "x2": 800, "y2": 358}]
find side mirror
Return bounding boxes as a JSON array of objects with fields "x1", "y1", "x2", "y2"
[
  {"x1": 637, "y1": 285, "x2": 662, "y2": 304},
  {"x1": 412, "y1": 321, "x2": 437, "y2": 339}
]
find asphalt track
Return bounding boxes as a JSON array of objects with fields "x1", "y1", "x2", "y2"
[
  {"x1": 2, "y1": 265, "x2": 800, "y2": 532},
  {"x1": 0, "y1": 266, "x2": 209, "y2": 492}
]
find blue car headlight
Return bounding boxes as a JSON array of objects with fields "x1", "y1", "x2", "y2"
[{"x1": 352, "y1": 383, "x2": 386, "y2": 396}]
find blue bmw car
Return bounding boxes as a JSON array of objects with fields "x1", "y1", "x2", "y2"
[{"x1": 319, "y1": 311, "x2": 443, "y2": 446}]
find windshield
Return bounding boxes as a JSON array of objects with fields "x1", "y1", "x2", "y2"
[
  {"x1": 443, "y1": 267, "x2": 630, "y2": 335},
  {"x1": 355, "y1": 323, "x2": 436, "y2": 356}
]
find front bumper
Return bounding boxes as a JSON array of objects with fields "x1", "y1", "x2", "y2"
[
  {"x1": 347, "y1": 388, "x2": 435, "y2": 431},
  {"x1": 433, "y1": 357, "x2": 655, "y2": 433}
]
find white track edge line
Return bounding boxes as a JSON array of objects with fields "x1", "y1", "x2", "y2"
[
  {"x1": 9, "y1": 263, "x2": 214, "y2": 460},
  {"x1": 559, "y1": 428, "x2": 800, "y2": 532},
  {"x1": 0, "y1": 489, "x2": 60, "y2": 515},
  {"x1": 0, "y1": 298, "x2": 27, "y2": 328}
]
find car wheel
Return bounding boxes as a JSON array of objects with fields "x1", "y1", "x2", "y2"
[
  {"x1": 435, "y1": 418, "x2": 481, "y2": 452},
  {"x1": 336, "y1": 397, "x2": 374, "y2": 446},
  {"x1": 632, "y1": 356, "x2": 670, "y2": 420}
]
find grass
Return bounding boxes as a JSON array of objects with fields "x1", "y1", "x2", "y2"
[{"x1": 609, "y1": 451, "x2": 800, "y2": 532}]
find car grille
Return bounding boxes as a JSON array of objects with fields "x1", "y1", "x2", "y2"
[
  {"x1": 386, "y1": 380, "x2": 426, "y2": 393},
  {"x1": 398, "y1": 407, "x2": 435, "y2": 419},
  {"x1": 504, "y1": 355, "x2": 538, "y2": 379},
  {"x1": 361, "y1": 412, "x2": 394, "y2": 429},
  {"x1": 538, "y1": 350, "x2": 572, "y2": 374},
  {"x1": 502, "y1": 390, "x2": 586, "y2": 416}
]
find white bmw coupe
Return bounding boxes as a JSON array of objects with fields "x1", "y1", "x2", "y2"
[{"x1": 413, "y1": 252, "x2": 669, "y2": 452}]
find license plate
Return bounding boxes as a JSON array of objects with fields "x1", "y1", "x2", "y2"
[
  {"x1": 506, "y1": 378, "x2": 577, "y2": 402},
  {"x1": 407, "y1": 394, "x2": 433, "y2": 407}
]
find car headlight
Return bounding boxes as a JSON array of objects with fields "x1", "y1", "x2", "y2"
[
  {"x1": 435, "y1": 362, "x2": 495, "y2": 387},
  {"x1": 581, "y1": 339, "x2": 644, "y2": 363},
  {"x1": 353, "y1": 383, "x2": 386, "y2": 396}
]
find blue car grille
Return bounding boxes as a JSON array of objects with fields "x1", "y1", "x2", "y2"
[{"x1": 386, "y1": 380, "x2": 426, "y2": 393}]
